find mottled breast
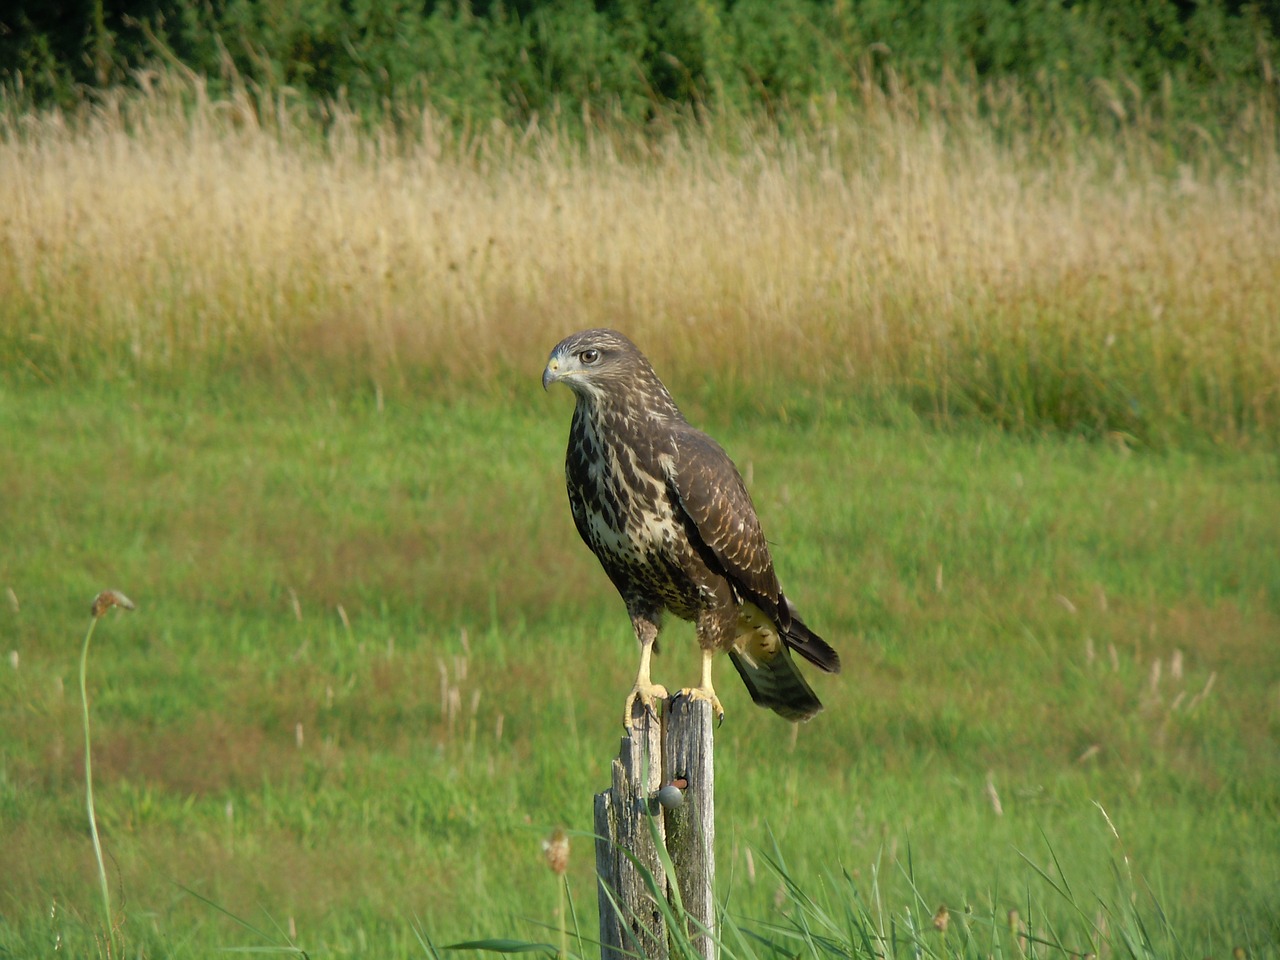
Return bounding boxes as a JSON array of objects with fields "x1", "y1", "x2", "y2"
[{"x1": 567, "y1": 406, "x2": 707, "y2": 618}]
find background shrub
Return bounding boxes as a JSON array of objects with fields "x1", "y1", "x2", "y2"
[{"x1": 2, "y1": 0, "x2": 1276, "y2": 139}]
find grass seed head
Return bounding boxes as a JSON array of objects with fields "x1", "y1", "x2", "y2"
[
  {"x1": 541, "y1": 827, "x2": 569, "y2": 876},
  {"x1": 933, "y1": 904, "x2": 950, "y2": 933},
  {"x1": 91, "y1": 589, "x2": 135, "y2": 619}
]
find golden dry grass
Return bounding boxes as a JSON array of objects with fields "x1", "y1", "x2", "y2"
[{"x1": 2, "y1": 76, "x2": 1277, "y2": 441}]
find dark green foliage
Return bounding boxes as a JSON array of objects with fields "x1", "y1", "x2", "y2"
[{"x1": 1, "y1": 0, "x2": 1275, "y2": 133}]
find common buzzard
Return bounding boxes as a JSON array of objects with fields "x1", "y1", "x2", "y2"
[{"x1": 543, "y1": 329, "x2": 840, "y2": 728}]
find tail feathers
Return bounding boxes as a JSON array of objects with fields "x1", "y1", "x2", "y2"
[
  {"x1": 729, "y1": 648, "x2": 824, "y2": 722},
  {"x1": 777, "y1": 594, "x2": 840, "y2": 673},
  {"x1": 783, "y1": 615, "x2": 841, "y2": 674}
]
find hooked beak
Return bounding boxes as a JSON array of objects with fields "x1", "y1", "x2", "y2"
[{"x1": 542, "y1": 357, "x2": 561, "y2": 391}]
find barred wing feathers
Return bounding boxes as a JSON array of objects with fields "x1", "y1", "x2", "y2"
[{"x1": 665, "y1": 426, "x2": 841, "y2": 676}]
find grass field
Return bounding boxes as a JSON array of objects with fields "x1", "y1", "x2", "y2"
[
  {"x1": 2, "y1": 382, "x2": 1277, "y2": 957},
  {"x1": 1, "y1": 78, "x2": 1278, "y2": 958}
]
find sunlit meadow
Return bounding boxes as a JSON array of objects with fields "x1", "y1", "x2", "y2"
[{"x1": 2, "y1": 73, "x2": 1278, "y2": 442}]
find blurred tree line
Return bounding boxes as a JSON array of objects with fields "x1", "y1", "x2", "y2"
[{"x1": 2, "y1": 0, "x2": 1276, "y2": 130}]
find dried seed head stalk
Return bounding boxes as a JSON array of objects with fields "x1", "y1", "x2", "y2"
[
  {"x1": 91, "y1": 590, "x2": 136, "y2": 619},
  {"x1": 542, "y1": 827, "x2": 570, "y2": 876},
  {"x1": 933, "y1": 904, "x2": 950, "y2": 933}
]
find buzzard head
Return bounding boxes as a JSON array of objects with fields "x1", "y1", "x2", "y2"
[
  {"x1": 542, "y1": 328, "x2": 646, "y2": 400},
  {"x1": 543, "y1": 328, "x2": 685, "y2": 422}
]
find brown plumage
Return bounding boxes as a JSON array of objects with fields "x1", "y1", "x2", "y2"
[{"x1": 542, "y1": 329, "x2": 839, "y2": 727}]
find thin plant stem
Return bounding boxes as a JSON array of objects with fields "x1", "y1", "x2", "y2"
[
  {"x1": 557, "y1": 878, "x2": 567, "y2": 960},
  {"x1": 80, "y1": 613, "x2": 116, "y2": 952}
]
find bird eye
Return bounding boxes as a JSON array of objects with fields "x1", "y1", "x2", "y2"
[{"x1": 580, "y1": 349, "x2": 600, "y2": 364}]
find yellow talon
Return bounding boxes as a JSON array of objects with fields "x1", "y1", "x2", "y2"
[
  {"x1": 623, "y1": 680, "x2": 668, "y2": 729},
  {"x1": 673, "y1": 647, "x2": 724, "y2": 723},
  {"x1": 675, "y1": 685, "x2": 725, "y2": 724}
]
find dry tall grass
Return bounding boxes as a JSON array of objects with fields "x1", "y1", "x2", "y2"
[{"x1": 2, "y1": 75, "x2": 1277, "y2": 443}]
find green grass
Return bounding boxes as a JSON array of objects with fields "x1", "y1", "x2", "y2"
[{"x1": 1, "y1": 378, "x2": 1277, "y2": 957}]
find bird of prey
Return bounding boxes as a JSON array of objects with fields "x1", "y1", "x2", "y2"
[{"x1": 543, "y1": 328, "x2": 840, "y2": 728}]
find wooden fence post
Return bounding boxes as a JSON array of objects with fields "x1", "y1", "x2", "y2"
[
  {"x1": 661, "y1": 696, "x2": 715, "y2": 959},
  {"x1": 594, "y1": 701, "x2": 668, "y2": 959},
  {"x1": 594, "y1": 697, "x2": 716, "y2": 960}
]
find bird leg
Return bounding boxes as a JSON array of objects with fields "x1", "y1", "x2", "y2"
[
  {"x1": 623, "y1": 626, "x2": 668, "y2": 730},
  {"x1": 677, "y1": 647, "x2": 725, "y2": 724}
]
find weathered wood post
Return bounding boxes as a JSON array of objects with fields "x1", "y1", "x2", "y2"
[
  {"x1": 594, "y1": 696, "x2": 716, "y2": 960},
  {"x1": 660, "y1": 696, "x2": 715, "y2": 958},
  {"x1": 594, "y1": 701, "x2": 668, "y2": 958}
]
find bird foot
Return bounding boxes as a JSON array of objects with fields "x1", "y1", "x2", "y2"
[
  {"x1": 675, "y1": 686, "x2": 725, "y2": 726},
  {"x1": 623, "y1": 681, "x2": 669, "y2": 730}
]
